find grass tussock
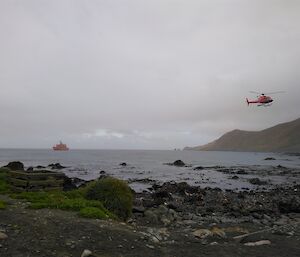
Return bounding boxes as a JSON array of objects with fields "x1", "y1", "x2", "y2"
[
  {"x1": 85, "y1": 177, "x2": 133, "y2": 221},
  {"x1": 0, "y1": 200, "x2": 6, "y2": 209}
]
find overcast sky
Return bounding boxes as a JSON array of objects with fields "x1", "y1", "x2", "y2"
[{"x1": 0, "y1": 0, "x2": 300, "y2": 149}]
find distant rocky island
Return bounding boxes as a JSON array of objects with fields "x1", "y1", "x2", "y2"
[{"x1": 185, "y1": 117, "x2": 300, "y2": 152}]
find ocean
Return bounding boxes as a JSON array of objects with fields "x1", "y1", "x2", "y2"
[{"x1": 1, "y1": 149, "x2": 299, "y2": 191}]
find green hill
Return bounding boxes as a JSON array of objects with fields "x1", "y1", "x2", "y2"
[{"x1": 185, "y1": 118, "x2": 300, "y2": 152}]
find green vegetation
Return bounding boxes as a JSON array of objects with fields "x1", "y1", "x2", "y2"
[
  {"x1": 1, "y1": 167, "x2": 132, "y2": 221},
  {"x1": 85, "y1": 177, "x2": 133, "y2": 221},
  {"x1": 0, "y1": 200, "x2": 6, "y2": 209},
  {"x1": 11, "y1": 190, "x2": 115, "y2": 219},
  {"x1": 79, "y1": 207, "x2": 111, "y2": 219},
  {"x1": 0, "y1": 168, "x2": 10, "y2": 194}
]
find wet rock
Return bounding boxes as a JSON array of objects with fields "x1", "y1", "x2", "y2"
[
  {"x1": 81, "y1": 249, "x2": 92, "y2": 257},
  {"x1": 99, "y1": 170, "x2": 106, "y2": 174},
  {"x1": 26, "y1": 167, "x2": 34, "y2": 172},
  {"x1": 119, "y1": 162, "x2": 127, "y2": 166},
  {"x1": 248, "y1": 178, "x2": 268, "y2": 185},
  {"x1": 63, "y1": 177, "x2": 86, "y2": 191},
  {"x1": 193, "y1": 166, "x2": 204, "y2": 170},
  {"x1": 231, "y1": 175, "x2": 239, "y2": 180},
  {"x1": 165, "y1": 160, "x2": 186, "y2": 167},
  {"x1": 277, "y1": 165, "x2": 286, "y2": 169},
  {"x1": 4, "y1": 161, "x2": 24, "y2": 171},
  {"x1": 48, "y1": 163, "x2": 66, "y2": 170},
  {"x1": 237, "y1": 169, "x2": 248, "y2": 175},
  {"x1": 35, "y1": 165, "x2": 46, "y2": 169},
  {"x1": 264, "y1": 157, "x2": 276, "y2": 160}
]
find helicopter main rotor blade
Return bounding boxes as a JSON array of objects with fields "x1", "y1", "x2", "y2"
[
  {"x1": 264, "y1": 91, "x2": 286, "y2": 95},
  {"x1": 249, "y1": 91, "x2": 261, "y2": 94}
]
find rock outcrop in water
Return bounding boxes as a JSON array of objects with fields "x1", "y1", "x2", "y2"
[{"x1": 3, "y1": 161, "x2": 24, "y2": 171}]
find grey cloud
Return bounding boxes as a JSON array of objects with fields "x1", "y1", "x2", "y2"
[{"x1": 0, "y1": 0, "x2": 299, "y2": 149}]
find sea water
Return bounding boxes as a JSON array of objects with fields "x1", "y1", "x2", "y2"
[{"x1": 0, "y1": 149, "x2": 299, "y2": 191}]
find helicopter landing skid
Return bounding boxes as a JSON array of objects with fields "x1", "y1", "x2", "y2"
[{"x1": 258, "y1": 103, "x2": 273, "y2": 107}]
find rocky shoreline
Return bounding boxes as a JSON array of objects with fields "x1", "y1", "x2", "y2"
[{"x1": 1, "y1": 161, "x2": 300, "y2": 256}]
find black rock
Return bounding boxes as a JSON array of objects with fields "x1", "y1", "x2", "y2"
[
  {"x1": 119, "y1": 162, "x2": 127, "y2": 166},
  {"x1": 63, "y1": 177, "x2": 86, "y2": 191},
  {"x1": 264, "y1": 157, "x2": 276, "y2": 160},
  {"x1": 26, "y1": 167, "x2": 34, "y2": 172},
  {"x1": 99, "y1": 170, "x2": 106, "y2": 174},
  {"x1": 4, "y1": 161, "x2": 24, "y2": 171},
  {"x1": 231, "y1": 175, "x2": 239, "y2": 180},
  {"x1": 248, "y1": 178, "x2": 268, "y2": 185},
  {"x1": 278, "y1": 197, "x2": 300, "y2": 213},
  {"x1": 237, "y1": 169, "x2": 248, "y2": 175},
  {"x1": 132, "y1": 206, "x2": 145, "y2": 214},
  {"x1": 48, "y1": 163, "x2": 66, "y2": 170},
  {"x1": 193, "y1": 166, "x2": 204, "y2": 170},
  {"x1": 35, "y1": 165, "x2": 46, "y2": 169},
  {"x1": 173, "y1": 160, "x2": 185, "y2": 167}
]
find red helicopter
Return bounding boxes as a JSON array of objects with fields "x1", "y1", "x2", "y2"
[{"x1": 246, "y1": 91, "x2": 285, "y2": 107}]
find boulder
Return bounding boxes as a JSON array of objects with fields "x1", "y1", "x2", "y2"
[
  {"x1": 81, "y1": 249, "x2": 92, "y2": 257},
  {"x1": 193, "y1": 229, "x2": 212, "y2": 239},
  {"x1": 48, "y1": 163, "x2": 66, "y2": 170},
  {"x1": 63, "y1": 177, "x2": 86, "y2": 191},
  {"x1": 4, "y1": 161, "x2": 24, "y2": 171},
  {"x1": 173, "y1": 160, "x2": 185, "y2": 167},
  {"x1": 119, "y1": 162, "x2": 127, "y2": 166},
  {"x1": 0, "y1": 232, "x2": 8, "y2": 240},
  {"x1": 248, "y1": 178, "x2": 268, "y2": 185},
  {"x1": 35, "y1": 165, "x2": 46, "y2": 169}
]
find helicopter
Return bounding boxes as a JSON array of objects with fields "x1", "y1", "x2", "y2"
[{"x1": 246, "y1": 91, "x2": 285, "y2": 107}]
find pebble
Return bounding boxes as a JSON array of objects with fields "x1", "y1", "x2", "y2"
[
  {"x1": 244, "y1": 240, "x2": 271, "y2": 246},
  {"x1": 192, "y1": 229, "x2": 212, "y2": 239},
  {"x1": 0, "y1": 232, "x2": 8, "y2": 240},
  {"x1": 81, "y1": 249, "x2": 92, "y2": 257}
]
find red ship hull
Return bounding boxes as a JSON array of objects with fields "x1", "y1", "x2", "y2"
[{"x1": 53, "y1": 142, "x2": 69, "y2": 151}]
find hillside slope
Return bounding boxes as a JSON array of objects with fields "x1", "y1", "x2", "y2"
[{"x1": 185, "y1": 118, "x2": 300, "y2": 152}]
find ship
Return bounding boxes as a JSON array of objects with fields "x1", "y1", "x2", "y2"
[{"x1": 53, "y1": 141, "x2": 69, "y2": 151}]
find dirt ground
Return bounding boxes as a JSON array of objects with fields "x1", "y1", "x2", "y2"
[{"x1": 1, "y1": 195, "x2": 300, "y2": 257}]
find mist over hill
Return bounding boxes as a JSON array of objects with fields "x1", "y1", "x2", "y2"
[{"x1": 185, "y1": 118, "x2": 300, "y2": 152}]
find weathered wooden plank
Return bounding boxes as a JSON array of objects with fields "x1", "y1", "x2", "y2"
[
  {"x1": 26, "y1": 186, "x2": 63, "y2": 192},
  {"x1": 8, "y1": 170, "x2": 65, "y2": 192},
  {"x1": 9, "y1": 178, "x2": 28, "y2": 187},
  {"x1": 9, "y1": 185, "x2": 26, "y2": 192},
  {"x1": 9, "y1": 171, "x2": 65, "y2": 181},
  {"x1": 28, "y1": 179, "x2": 64, "y2": 187}
]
